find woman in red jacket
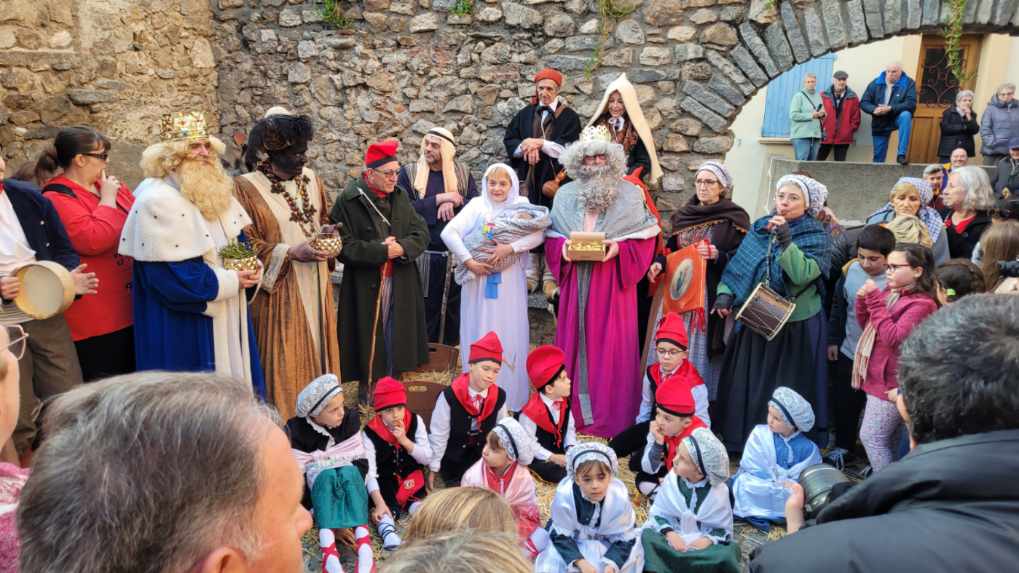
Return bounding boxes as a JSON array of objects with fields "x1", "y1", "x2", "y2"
[
  {"x1": 853, "y1": 243, "x2": 938, "y2": 473},
  {"x1": 818, "y1": 71, "x2": 862, "y2": 162},
  {"x1": 39, "y1": 127, "x2": 135, "y2": 381}
]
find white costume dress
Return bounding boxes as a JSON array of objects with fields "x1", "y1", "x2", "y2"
[{"x1": 732, "y1": 424, "x2": 821, "y2": 520}]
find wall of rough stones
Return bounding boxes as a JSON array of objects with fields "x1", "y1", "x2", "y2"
[
  {"x1": 0, "y1": 0, "x2": 220, "y2": 184},
  {"x1": 213, "y1": 0, "x2": 1019, "y2": 221}
]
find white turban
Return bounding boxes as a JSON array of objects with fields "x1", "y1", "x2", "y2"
[
  {"x1": 770, "y1": 386, "x2": 816, "y2": 433},
  {"x1": 491, "y1": 417, "x2": 534, "y2": 466},
  {"x1": 295, "y1": 373, "x2": 342, "y2": 418},
  {"x1": 682, "y1": 427, "x2": 730, "y2": 486}
]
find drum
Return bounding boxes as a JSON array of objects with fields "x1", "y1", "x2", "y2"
[
  {"x1": 734, "y1": 282, "x2": 795, "y2": 341},
  {"x1": 13, "y1": 261, "x2": 75, "y2": 320},
  {"x1": 799, "y1": 463, "x2": 852, "y2": 517}
]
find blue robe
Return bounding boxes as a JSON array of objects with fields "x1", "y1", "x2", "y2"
[{"x1": 132, "y1": 256, "x2": 265, "y2": 398}]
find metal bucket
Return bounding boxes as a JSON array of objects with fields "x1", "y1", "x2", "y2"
[{"x1": 799, "y1": 463, "x2": 852, "y2": 517}]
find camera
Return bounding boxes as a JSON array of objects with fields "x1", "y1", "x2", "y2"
[{"x1": 998, "y1": 259, "x2": 1019, "y2": 278}]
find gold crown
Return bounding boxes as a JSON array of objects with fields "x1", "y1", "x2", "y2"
[
  {"x1": 160, "y1": 111, "x2": 209, "y2": 142},
  {"x1": 579, "y1": 124, "x2": 612, "y2": 144}
]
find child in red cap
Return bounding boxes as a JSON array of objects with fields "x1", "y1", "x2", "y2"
[
  {"x1": 428, "y1": 331, "x2": 508, "y2": 486},
  {"x1": 362, "y1": 376, "x2": 433, "y2": 551},
  {"x1": 519, "y1": 344, "x2": 577, "y2": 483},
  {"x1": 610, "y1": 312, "x2": 709, "y2": 473},
  {"x1": 636, "y1": 380, "x2": 707, "y2": 499}
]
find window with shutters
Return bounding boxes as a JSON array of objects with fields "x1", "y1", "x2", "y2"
[{"x1": 761, "y1": 54, "x2": 837, "y2": 138}]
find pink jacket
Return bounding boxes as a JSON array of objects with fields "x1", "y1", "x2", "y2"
[{"x1": 856, "y1": 288, "x2": 938, "y2": 400}]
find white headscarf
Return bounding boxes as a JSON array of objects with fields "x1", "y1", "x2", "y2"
[
  {"x1": 682, "y1": 427, "x2": 730, "y2": 486},
  {"x1": 776, "y1": 174, "x2": 829, "y2": 217},
  {"x1": 480, "y1": 162, "x2": 525, "y2": 212},
  {"x1": 586, "y1": 73, "x2": 663, "y2": 183},
  {"x1": 566, "y1": 441, "x2": 619, "y2": 478},
  {"x1": 769, "y1": 386, "x2": 816, "y2": 433},
  {"x1": 414, "y1": 127, "x2": 460, "y2": 199},
  {"x1": 296, "y1": 373, "x2": 342, "y2": 418},
  {"x1": 491, "y1": 416, "x2": 534, "y2": 466}
]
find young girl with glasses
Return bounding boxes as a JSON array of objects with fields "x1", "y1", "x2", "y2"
[{"x1": 853, "y1": 243, "x2": 939, "y2": 472}]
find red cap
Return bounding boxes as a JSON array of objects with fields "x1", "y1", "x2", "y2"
[
  {"x1": 365, "y1": 139, "x2": 399, "y2": 168},
  {"x1": 527, "y1": 345, "x2": 566, "y2": 390},
  {"x1": 469, "y1": 331, "x2": 503, "y2": 364},
  {"x1": 655, "y1": 380, "x2": 695, "y2": 417},
  {"x1": 655, "y1": 312, "x2": 688, "y2": 350},
  {"x1": 373, "y1": 376, "x2": 407, "y2": 411},
  {"x1": 534, "y1": 68, "x2": 564, "y2": 87}
]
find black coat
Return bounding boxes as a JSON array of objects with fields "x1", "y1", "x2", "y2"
[
  {"x1": 750, "y1": 429, "x2": 1019, "y2": 573},
  {"x1": 937, "y1": 107, "x2": 980, "y2": 158},
  {"x1": 946, "y1": 212, "x2": 992, "y2": 259},
  {"x1": 1, "y1": 178, "x2": 79, "y2": 271},
  {"x1": 330, "y1": 178, "x2": 430, "y2": 392},
  {"x1": 503, "y1": 101, "x2": 581, "y2": 209},
  {"x1": 993, "y1": 156, "x2": 1019, "y2": 198}
]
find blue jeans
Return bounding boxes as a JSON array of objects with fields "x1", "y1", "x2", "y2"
[
  {"x1": 792, "y1": 137, "x2": 820, "y2": 160},
  {"x1": 872, "y1": 110, "x2": 913, "y2": 162}
]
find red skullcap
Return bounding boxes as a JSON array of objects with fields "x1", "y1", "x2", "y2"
[
  {"x1": 527, "y1": 345, "x2": 566, "y2": 390},
  {"x1": 469, "y1": 331, "x2": 504, "y2": 364},
  {"x1": 656, "y1": 380, "x2": 696, "y2": 417},
  {"x1": 373, "y1": 376, "x2": 407, "y2": 411},
  {"x1": 534, "y1": 68, "x2": 564, "y2": 87},
  {"x1": 655, "y1": 312, "x2": 688, "y2": 350},
  {"x1": 365, "y1": 140, "x2": 400, "y2": 168}
]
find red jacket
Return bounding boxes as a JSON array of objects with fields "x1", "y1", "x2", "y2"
[
  {"x1": 821, "y1": 87, "x2": 862, "y2": 145},
  {"x1": 43, "y1": 176, "x2": 135, "y2": 341},
  {"x1": 856, "y1": 288, "x2": 937, "y2": 400}
]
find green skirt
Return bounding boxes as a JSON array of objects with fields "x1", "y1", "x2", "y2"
[
  {"x1": 310, "y1": 465, "x2": 370, "y2": 529},
  {"x1": 641, "y1": 528, "x2": 741, "y2": 573}
]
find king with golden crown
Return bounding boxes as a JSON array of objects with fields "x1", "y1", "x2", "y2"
[{"x1": 117, "y1": 111, "x2": 265, "y2": 394}]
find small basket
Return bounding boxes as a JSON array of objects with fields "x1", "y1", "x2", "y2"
[
  {"x1": 311, "y1": 234, "x2": 343, "y2": 257},
  {"x1": 222, "y1": 256, "x2": 260, "y2": 272}
]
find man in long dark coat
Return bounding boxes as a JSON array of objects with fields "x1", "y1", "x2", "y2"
[
  {"x1": 331, "y1": 140, "x2": 429, "y2": 402},
  {"x1": 503, "y1": 66, "x2": 581, "y2": 296}
]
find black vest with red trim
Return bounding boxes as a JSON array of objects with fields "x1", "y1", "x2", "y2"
[
  {"x1": 439, "y1": 385, "x2": 506, "y2": 478},
  {"x1": 363, "y1": 415, "x2": 425, "y2": 511},
  {"x1": 646, "y1": 364, "x2": 662, "y2": 413},
  {"x1": 530, "y1": 398, "x2": 572, "y2": 455}
]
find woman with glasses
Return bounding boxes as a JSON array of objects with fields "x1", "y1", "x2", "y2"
[
  {"x1": 38, "y1": 127, "x2": 135, "y2": 381},
  {"x1": 0, "y1": 324, "x2": 29, "y2": 572},
  {"x1": 645, "y1": 162, "x2": 749, "y2": 402}
]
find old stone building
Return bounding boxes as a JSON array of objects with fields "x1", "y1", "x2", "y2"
[{"x1": 4, "y1": 0, "x2": 1019, "y2": 220}]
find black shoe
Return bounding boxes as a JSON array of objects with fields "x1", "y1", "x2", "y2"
[{"x1": 897, "y1": 154, "x2": 908, "y2": 165}]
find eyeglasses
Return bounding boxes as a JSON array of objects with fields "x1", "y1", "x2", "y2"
[
  {"x1": 82, "y1": 152, "x2": 109, "y2": 161},
  {"x1": 886, "y1": 263, "x2": 914, "y2": 271},
  {"x1": 4, "y1": 324, "x2": 28, "y2": 361},
  {"x1": 655, "y1": 346, "x2": 687, "y2": 357},
  {"x1": 374, "y1": 168, "x2": 400, "y2": 178},
  {"x1": 695, "y1": 179, "x2": 719, "y2": 187}
]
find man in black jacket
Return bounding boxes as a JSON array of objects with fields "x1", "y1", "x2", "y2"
[
  {"x1": 1, "y1": 147, "x2": 95, "y2": 459},
  {"x1": 860, "y1": 63, "x2": 917, "y2": 165},
  {"x1": 750, "y1": 294, "x2": 1019, "y2": 573}
]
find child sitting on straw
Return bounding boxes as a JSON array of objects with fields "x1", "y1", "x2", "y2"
[
  {"x1": 429, "y1": 331, "x2": 508, "y2": 486},
  {"x1": 731, "y1": 386, "x2": 821, "y2": 531},
  {"x1": 611, "y1": 312, "x2": 708, "y2": 472},
  {"x1": 519, "y1": 344, "x2": 577, "y2": 483},
  {"x1": 361, "y1": 376, "x2": 433, "y2": 550},
  {"x1": 461, "y1": 416, "x2": 548, "y2": 558},
  {"x1": 640, "y1": 427, "x2": 740, "y2": 573},
  {"x1": 285, "y1": 374, "x2": 376, "y2": 573},
  {"x1": 535, "y1": 442, "x2": 641, "y2": 573},
  {"x1": 637, "y1": 381, "x2": 706, "y2": 499}
]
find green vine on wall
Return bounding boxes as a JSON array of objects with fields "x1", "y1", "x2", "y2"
[
  {"x1": 944, "y1": 0, "x2": 973, "y2": 85},
  {"x1": 322, "y1": 0, "x2": 351, "y2": 28},
  {"x1": 450, "y1": 0, "x2": 474, "y2": 17},
  {"x1": 585, "y1": 0, "x2": 638, "y2": 79}
]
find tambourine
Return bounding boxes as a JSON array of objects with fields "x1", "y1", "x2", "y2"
[{"x1": 13, "y1": 261, "x2": 75, "y2": 320}]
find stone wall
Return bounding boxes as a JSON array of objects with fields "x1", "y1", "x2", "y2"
[
  {"x1": 212, "y1": 0, "x2": 750, "y2": 215},
  {"x1": 0, "y1": 0, "x2": 220, "y2": 185}
]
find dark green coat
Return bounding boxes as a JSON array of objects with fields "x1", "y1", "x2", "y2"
[{"x1": 330, "y1": 177, "x2": 429, "y2": 396}]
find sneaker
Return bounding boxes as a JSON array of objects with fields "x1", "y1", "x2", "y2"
[{"x1": 824, "y1": 447, "x2": 849, "y2": 471}]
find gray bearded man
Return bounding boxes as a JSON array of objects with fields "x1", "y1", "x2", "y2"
[
  {"x1": 397, "y1": 127, "x2": 478, "y2": 345},
  {"x1": 544, "y1": 125, "x2": 659, "y2": 438}
]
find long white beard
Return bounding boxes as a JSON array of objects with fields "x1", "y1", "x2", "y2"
[
  {"x1": 178, "y1": 158, "x2": 234, "y2": 220},
  {"x1": 575, "y1": 164, "x2": 620, "y2": 214}
]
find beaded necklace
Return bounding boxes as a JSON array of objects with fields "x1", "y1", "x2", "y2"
[{"x1": 257, "y1": 159, "x2": 317, "y2": 238}]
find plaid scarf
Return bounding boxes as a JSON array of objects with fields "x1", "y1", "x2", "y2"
[{"x1": 720, "y1": 214, "x2": 831, "y2": 305}]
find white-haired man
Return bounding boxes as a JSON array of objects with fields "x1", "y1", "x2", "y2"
[
  {"x1": 397, "y1": 127, "x2": 478, "y2": 345},
  {"x1": 118, "y1": 112, "x2": 265, "y2": 395},
  {"x1": 544, "y1": 125, "x2": 660, "y2": 438}
]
